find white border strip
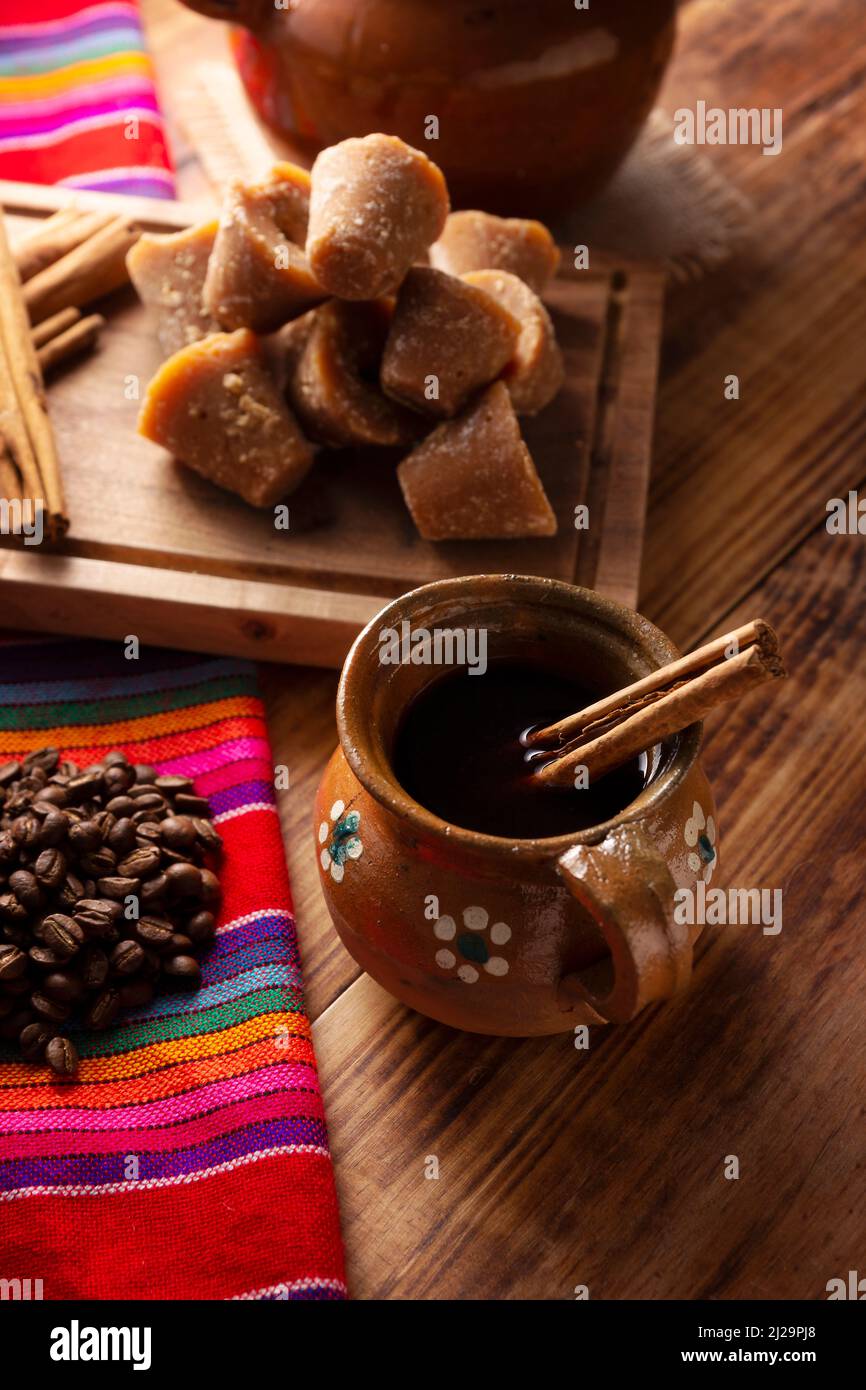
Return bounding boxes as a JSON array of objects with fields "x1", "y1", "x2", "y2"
[
  {"x1": 213, "y1": 802, "x2": 279, "y2": 826},
  {"x1": 233, "y1": 1278, "x2": 348, "y2": 1301}
]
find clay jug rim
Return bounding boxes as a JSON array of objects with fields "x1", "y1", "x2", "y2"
[{"x1": 336, "y1": 574, "x2": 702, "y2": 860}]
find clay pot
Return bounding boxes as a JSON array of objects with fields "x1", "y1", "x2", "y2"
[
  {"x1": 314, "y1": 576, "x2": 717, "y2": 1037},
  {"x1": 178, "y1": 0, "x2": 677, "y2": 215}
]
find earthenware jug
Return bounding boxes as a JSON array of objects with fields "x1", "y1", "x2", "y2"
[
  {"x1": 178, "y1": 0, "x2": 677, "y2": 214},
  {"x1": 314, "y1": 576, "x2": 718, "y2": 1036}
]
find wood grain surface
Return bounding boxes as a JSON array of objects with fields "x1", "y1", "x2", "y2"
[{"x1": 147, "y1": 0, "x2": 866, "y2": 1297}]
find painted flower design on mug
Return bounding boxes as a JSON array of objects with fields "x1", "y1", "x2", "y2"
[
  {"x1": 684, "y1": 800, "x2": 717, "y2": 883},
  {"x1": 318, "y1": 800, "x2": 363, "y2": 883},
  {"x1": 433, "y1": 905, "x2": 511, "y2": 983}
]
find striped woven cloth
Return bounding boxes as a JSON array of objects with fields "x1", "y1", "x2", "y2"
[
  {"x1": 0, "y1": 0, "x2": 175, "y2": 199},
  {"x1": 0, "y1": 639, "x2": 347, "y2": 1300}
]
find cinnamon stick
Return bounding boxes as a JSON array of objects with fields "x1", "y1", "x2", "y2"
[
  {"x1": 24, "y1": 215, "x2": 140, "y2": 325},
  {"x1": 529, "y1": 621, "x2": 779, "y2": 746},
  {"x1": 37, "y1": 313, "x2": 104, "y2": 376},
  {"x1": 14, "y1": 208, "x2": 115, "y2": 282},
  {"x1": 532, "y1": 621, "x2": 785, "y2": 786},
  {"x1": 31, "y1": 307, "x2": 81, "y2": 350},
  {"x1": 0, "y1": 209, "x2": 67, "y2": 537}
]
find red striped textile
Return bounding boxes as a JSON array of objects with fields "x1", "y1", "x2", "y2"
[
  {"x1": 0, "y1": 0, "x2": 176, "y2": 199},
  {"x1": 0, "y1": 641, "x2": 347, "y2": 1300}
]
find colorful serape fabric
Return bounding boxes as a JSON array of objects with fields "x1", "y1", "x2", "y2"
[
  {"x1": 0, "y1": 0, "x2": 175, "y2": 199},
  {"x1": 0, "y1": 639, "x2": 346, "y2": 1300}
]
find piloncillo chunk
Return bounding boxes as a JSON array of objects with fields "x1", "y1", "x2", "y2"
[
  {"x1": 126, "y1": 221, "x2": 220, "y2": 357},
  {"x1": 138, "y1": 328, "x2": 314, "y2": 507},
  {"x1": 397, "y1": 381, "x2": 557, "y2": 540},
  {"x1": 306, "y1": 134, "x2": 449, "y2": 299},
  {"x1": 203, "y1": 163, "x2": 326, "y2": 333},
  {"x1": 381, "y1": 267, "x2": 520, "y2": 418}
]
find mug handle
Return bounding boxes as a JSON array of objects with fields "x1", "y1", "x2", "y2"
[{"x1": 556, "y1": 823, "x2": 692, "y2": 1024}]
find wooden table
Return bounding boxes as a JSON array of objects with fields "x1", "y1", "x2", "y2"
[{"x1": 142, "y1": 0, "x2": 866, "y2": 1297}]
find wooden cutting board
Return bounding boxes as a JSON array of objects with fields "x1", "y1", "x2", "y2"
[{"x1": 0, "y1": 180, "x2": 665, "y2": 668}]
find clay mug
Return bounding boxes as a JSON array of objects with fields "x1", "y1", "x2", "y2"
[
  {"x1": 314, "y1": 575, "x2": 717, "y2": 1036},
  {"x1": 176, "y1": 0, "x2": 677, "y2": 215}
]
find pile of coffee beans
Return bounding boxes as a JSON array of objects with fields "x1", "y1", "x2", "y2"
[{"x1": 0, "y1": 746, "x2": 223, "y2": 1077}]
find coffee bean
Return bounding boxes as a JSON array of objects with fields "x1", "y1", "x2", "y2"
[
  {"x1": 32, "y1": 992, "x2": 72, "y2": 1024},
  {"x1": 118, "y1": 980, "x2": 153, "y2": 1009},
  {"x1": 68, "y1": 819, "x2": 102, "y2": 853},
  {"x1": 81, "y1": 947, "x2": 109, "y2": 991},
  {"x1": 0, "y1": 944, "x2": 27, "y2": 981},
  {"x1": 154, "y1": 775, "x2": 195, "y2": 797},
  {"x1": 161, "y1": 847, "x2": 198, "y2": 867},
  {"x1": 139, "y1": 875, "x2": 167, "y2": 909},
  {"x1": 77, "y1": 897, "x2": 122, "y2": 921},
  {"x1": 46, "y1": 1035, "x2": 79, "y2": 1076},
  {"x1": 97, "y1": 876, "x2": 140, "y2": 901},
  {"x1": 19, "y1": 771, "x2": 48, "y2": 794},
  {"x1": 56, "y1": 872, "x2": 86, "y2": 910},
  {"x1": 86, "y1": 988, "x2": 120, "y2": 1030},
  {"x1": 33, "y1": 806, "x2": 68, "y2": 846},
  {"x1": 111, "y1": 940, "x2": 145, "y2": 976},
  {"x1": 0, "y1": 743, "x2": 221, "y2": 1076},
  {"x1": 24, "y1": 746, "x2": 59, "y2": 775},
  {"x1": 1, "y1": 924, "x2": 29, "y2": 949},
  {"x1": 20, "y1": 1021, "x2": 56, "y2": 1060},
  {"x1": 33, "y1": 784, "x2": 68, "y2": 809},
  {"x1": 42, "y1": 972, "x2": 85, "y2": 1005},
  {"x1": 135, "y1": 823, "x2": 163, "y2": 846},
  {"x1": 134, "y1": 916, "x2": 173, "y2": 949},
  {"x1": 42, "y1": 915, "x2": 84, "y2": 960},
  {"x1": 73, "y1": 904, "x2": 115, "y2": 938},
  {"x1": 107, "y1": 818, "x2": 136, "y2": 854},
  {"x1": 3, "y1": 974, "x2": 31, "y2": 996},
  {"x1": 104, "y1": 764, "x2": 136, "y2": 797},
  {"x1": 0, "y1": 893, "x2": 28, "y2": 925},
  {"x1": 66, "y1": 769, "x2": 104, "y2": 801},
  {"x1": 0, "y1": 760, "x2": 22, "y2": 789},
  {"x1": 102, "y1": 750, "x2": 130, "y2": 769},
  {"x1": 173, "y1": 794, "x2": 211, "y2": 817},
  {"x1": 28, "y1": 945, "x2": 63, "y2": 968},
  {"x1": 128, "y1": 783, "x2": 160, "y2": 800},
  {"x1": 35, "y1": 847, "x2": 66, "y2": 891},
  {"x1": 165, "y1": 862, "x2": 202, "y2": 899},
  {"x1": 192, "y1": 817, "x2": 223, "y2": 855},
  {"x1": 0, "y1": 1007, "x2": 35, "y2": 1040},
  {"x1": 160, "y1": 815, "x2": 196, "y2": 851},
  {"x1": 78, "y1": 847, "x2": 117, "y2": 878},
  {"x1": 199, "y1": 869, "x2": 221, "y2": 909},
  {"x1": 8, "y1": 869, "x2": 43, "y2": 913},
  {"x1": 163, "y1": 954, "x2": 201, "y2": 982},
  {"x1": 11, "y1": 813, "x2": 41, "y2": 849},
  {"x1": 117, "y1": 846, "x2": 161, "y2": 879}
]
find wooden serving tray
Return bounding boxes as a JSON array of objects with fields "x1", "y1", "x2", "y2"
[{"x1": 0, "y1": 180, "x2": 665, "y2": 668}]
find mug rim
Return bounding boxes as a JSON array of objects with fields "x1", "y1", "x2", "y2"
[{"x1": 336, "y1": 574, "x2": 702, "y2": 861}]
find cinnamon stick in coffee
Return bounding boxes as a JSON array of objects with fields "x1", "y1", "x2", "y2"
[{"x1": 533, "y1": 620, "x2": 785, "y2": 786}]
